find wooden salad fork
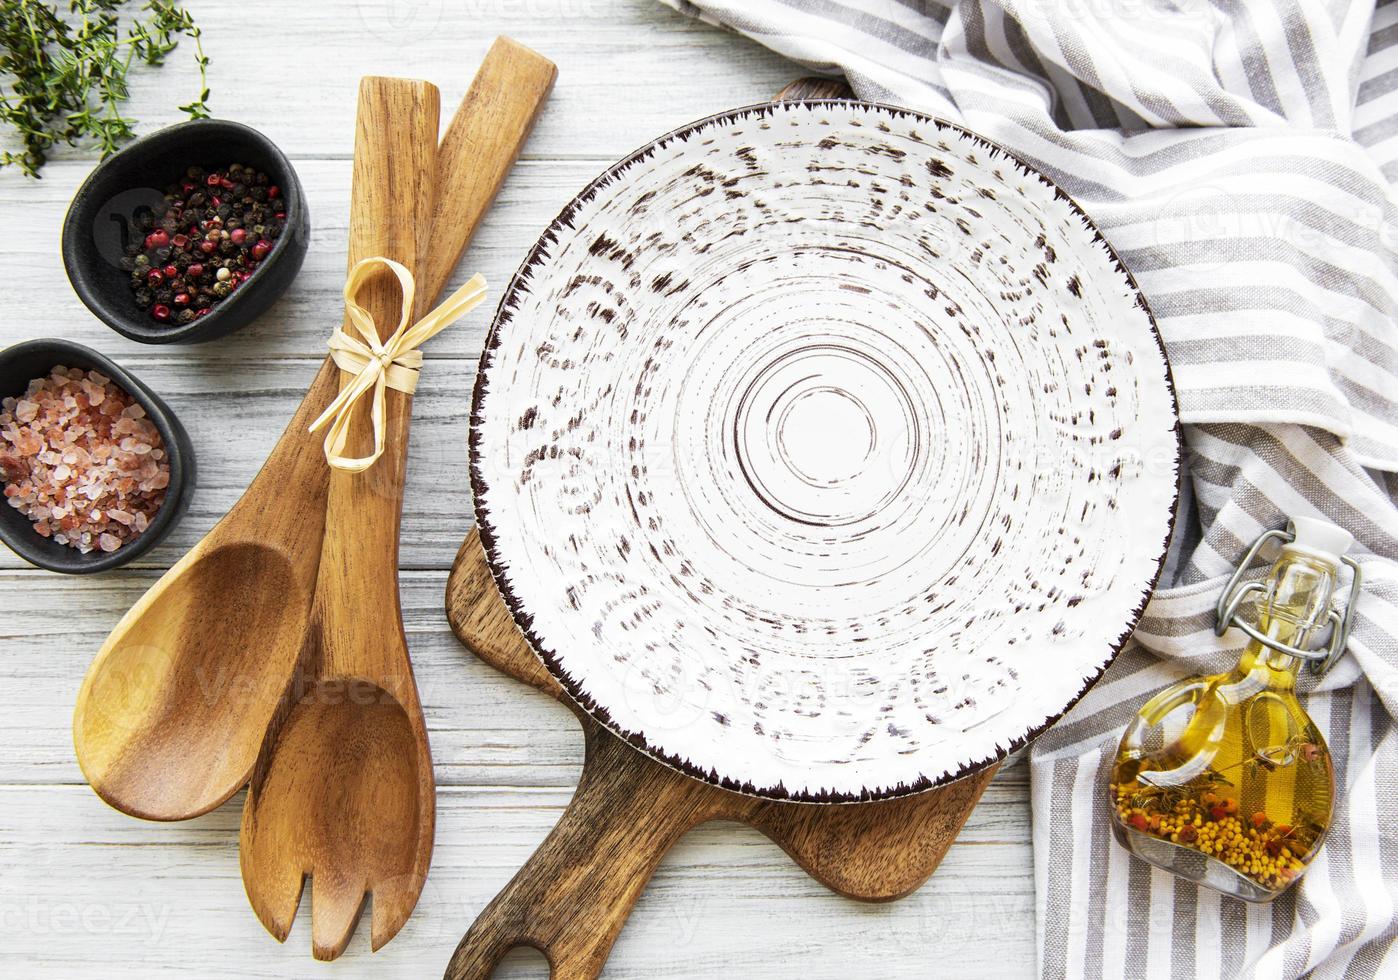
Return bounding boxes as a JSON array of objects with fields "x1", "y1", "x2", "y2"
[{"x1": 238, "y1": 75, "x2": 439, "y2": 961}]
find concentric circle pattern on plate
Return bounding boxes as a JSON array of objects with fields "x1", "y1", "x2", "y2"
[{"x1": 471, "y1": 101, "x2": 1179, "y2": 801}]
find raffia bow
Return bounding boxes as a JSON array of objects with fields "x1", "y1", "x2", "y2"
[{"x1": 309, "y1": 257, "x2": 487, "y2": 472}]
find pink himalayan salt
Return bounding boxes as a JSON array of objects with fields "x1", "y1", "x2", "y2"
[{"x1": 0, "y1": 366, "x2": 168, "y2": 554}]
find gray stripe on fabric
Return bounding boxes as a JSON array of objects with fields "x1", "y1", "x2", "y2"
[
  {"x1": 1160, "y1": 475, "x2": 1199, "y2": 589},
  {"x1": 1368, "y1": 21, "x2": 1398, "y2": 55},
  {"x1": 1211, "y1": 0, "x2": 1286, "y2": 117},
  {"x1": 1188, "y1": 428, "x2": 1398, "y2": 558},
  {"x1": 956, "y1": 2, "x2": 1008, "y2": 86},
  {"x1": 1082, "y1": 753, "x2": 1113, "y2": 980},
  {"x1": 888, "y1": 0, "x2": 951, "y2": 29},
  {"x1": 1272, "y1": 887, "x2": 1306, "y2": 980},
  {"x1": 1115, "y1": 43, "x2": 1256, "y2": 129},
  {"x1": 1269, "y1": 889, "x2": 1297, "y2": 973},
  {"x1": 1353, "y1": 615, "x2": 1398, "y2": 670},
  {"x1": 952, "y1": 91, "x2": 1381, "y2": 179},
  {"x1": 1353, "y1": 111, "x2": 1398, "y2": 146},
  {"x1": 1334, "y1": 377, "x2": 1398, "y2": 441},
  {"x1": 1174, "y1": 487, "x2": 1293, "y2": 566},
  {"x1": 1108, "y1": 153, "x2": 1395, "y2": 215},
  {"x1": 1350, "y1": 434, "x2": 1398, "y2": 474},
  {"x1": 1375, "y1": 729, "x2": 1398, "y2": 892},
  {"x1": 1332, "y1": 327, "x2": 1398, "y2": 382},
  {"x1": 1357, "y1": 66, "x2": 1398, "y2": 105},
  {"x1": 1000, "y1": 11, "x2": 1070, "y2": 130},
  {"x1": 1121, "y1": 237, "x2": 1398, "y2": 319},
  {"x1": 1179, "y1": 512, "x2": 1251, "y2": 587},
  {"x1": 1369, "y1": 683, "x2": 1387, "y2": 755},
  {"x1": 1180, "y1": 389, "x2": 1349, "y2": 434},
  {"x1": 1315, "y1": 696, "x2": 1354, "y2": 961},
  {"x1": 1170, "y1": 348, "x2": 1398, "y2": 434},
  {"x1": 1111, "y1": 222, "x2": 1391, "y2": 277},
  {"x1": 1124, "y1": 857, "x2": 1154, "y2": 979},
  {"x1": 843, "y1": 68, "x2": 908, "y2": 106},
  {"x1": 1171, "y1": 883, "x2": 1198, "y2": 980},
  {"x1": 1043, "y1": 755, "x2": 1079, "y2": 980},
  {"x1": 1341, "y1": 936, "x2": 1391, "y2": 980},
  {"x1": 1275, "y1": 0, "x2": 1337, "y2": 129},
  {"x1": 1134, "y1": 608, "x2": 1219, "y2": 638},
  {"x1": 1372, "y1": 734, "x2": 1398, "y2": 975},
  {"x1": 770, "y1": 0, "x2": 939, "y2": 60},
  {"x1": 1156, "y1": 334, "x2": 1330, "y2": 370},
  {"x1": 1147, "y1": 284, "x2": 1359, "y2": 324},
  {"x1": 1047, "y1": 17, "x2": 1127, "y2": 131},
  {"x1": 1219, "y1": 896, "x2": 1249, "y2": 977}
]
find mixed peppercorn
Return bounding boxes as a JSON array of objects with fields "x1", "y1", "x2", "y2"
[
  {"x1": 121, "y1": 163, "x2": 285, "y2": 325},
  {"x1": 1112, "y1": 781, "x2": 1323, "y2": 893}
]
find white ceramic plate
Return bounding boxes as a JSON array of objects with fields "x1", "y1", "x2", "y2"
[{"x1": 471, "y1": 101, "x2": 1179, "y2": 802}]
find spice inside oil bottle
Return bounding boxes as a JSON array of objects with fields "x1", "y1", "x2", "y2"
[{"x1": 1107, "y1": 517, "x2": 1358, "y2": 902}]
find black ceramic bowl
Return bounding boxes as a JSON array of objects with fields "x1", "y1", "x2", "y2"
[
  {"x1": 0, "y1": 340, "x2": 195, "y2": 573},
  {"x1": 61, "y1": 119, "x2": 308, "y2": 345}
]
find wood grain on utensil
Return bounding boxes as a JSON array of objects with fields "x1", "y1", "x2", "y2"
[
  {"x1": 239, "y1": 43, "x2": 556, "y2": 962},
  {"x1": 239, "y1": 74, "x2": 442, "y2": 963},
  {"x1": 71, "y1": 38, "x2": 557, "y2": 826}
]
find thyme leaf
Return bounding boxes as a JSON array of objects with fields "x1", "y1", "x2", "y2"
[{"x1": 0, "y1": 0, "x2": 209, "y2": 177}]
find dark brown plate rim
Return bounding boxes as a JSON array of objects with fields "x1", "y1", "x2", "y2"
[{"x1": 469, "y1": 98, "x2": 1183, "y2": 804}]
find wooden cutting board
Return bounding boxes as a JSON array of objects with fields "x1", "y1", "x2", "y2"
[{"x1": 441, "y1": 79, "x2": 998, "y2": 980}]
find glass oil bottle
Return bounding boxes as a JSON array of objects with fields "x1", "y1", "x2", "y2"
[{"x1": 1108, "y1": 517, "x2": 1363, "y2": 902}]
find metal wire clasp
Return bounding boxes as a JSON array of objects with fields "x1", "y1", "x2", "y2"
[{"x1": 1214, "y1": 521, "x2": 1364, "y2": 676}]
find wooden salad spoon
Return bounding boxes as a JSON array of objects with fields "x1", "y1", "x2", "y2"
[{"x1": 72, "y1": 38, "x2": 557, "y2": 822}]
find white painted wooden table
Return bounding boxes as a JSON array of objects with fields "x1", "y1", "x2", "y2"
[{"x1": 0, "y1": 2, "x2": 1036, "y2": 976}]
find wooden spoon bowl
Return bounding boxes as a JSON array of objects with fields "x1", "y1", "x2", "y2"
[
  {"x1": 75, "y1": 540, "x2": 306, "y2": 819},
  {"x1": 73, "y1": 383, "x2": 334, "y2": 820}
]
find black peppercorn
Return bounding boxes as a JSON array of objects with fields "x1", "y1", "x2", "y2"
[{"x1": 121, "y1": 162, "x2": 287, "y2": 325}]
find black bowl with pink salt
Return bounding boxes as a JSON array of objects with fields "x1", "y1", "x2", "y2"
[{"x1": 0, "y1": 340, "x2": 194, "y2": 573}]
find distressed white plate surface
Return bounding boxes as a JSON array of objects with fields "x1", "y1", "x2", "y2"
[{"x1": 471, "y1": 101, "x2": 1179, "y2": 802}]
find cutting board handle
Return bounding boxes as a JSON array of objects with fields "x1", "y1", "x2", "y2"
[{"x1": 444, "y1": 726, "x2": 711, "y2": 980}]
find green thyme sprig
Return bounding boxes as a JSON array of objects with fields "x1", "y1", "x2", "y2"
[{"x1": 0, "y1": 0, "x2": 209, "y2": 177}]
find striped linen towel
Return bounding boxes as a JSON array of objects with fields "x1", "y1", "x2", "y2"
[{"x1": 658, "y1": 1, "x2": 1398, "y2": 976}]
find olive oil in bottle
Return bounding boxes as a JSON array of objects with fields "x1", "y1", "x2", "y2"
[{"x1": 1108, "y1": 517, "x2": 1360, "y2": 901}]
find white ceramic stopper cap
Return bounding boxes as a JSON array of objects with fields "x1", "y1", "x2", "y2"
[{"x1": 1288, "y1": 515, "x2": 1353, "y2": 564}]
